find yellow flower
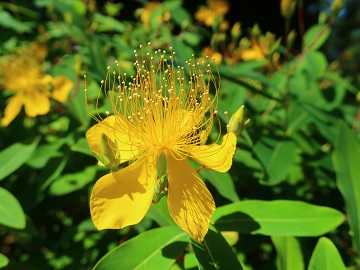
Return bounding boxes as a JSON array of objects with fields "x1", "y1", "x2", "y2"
[
  {"x1": 0, "y1": 43, "x2": 73, "y2": 127},
  {"x1": 195, "y1": 0, "x2": 229, "y2": 28},
  {"x1": 85, "y1": 45, "x2": 237, "y2": 242}
]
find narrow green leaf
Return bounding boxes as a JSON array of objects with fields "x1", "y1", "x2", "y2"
[
  {"x1": 212, "y1": 200, "x2": 345, "y2": 236},
  {"x1": 308, "y1": 237, "x2": 346, "y2": 270},
  {"x1": 272, "y1": 236, "x2": 304, "y2": 270},
  {"x1": 0, "y1": 137, "x2": 40, "y2": 181},
  {"x1": 191, "y1": 225, "x2": 243, "y2": 270},
  {"x1": 303, "y1": 24, "x2": 331, "y2": 51},
  {"x1": 0, "y1": 187, "x2": 26, "y2": 229},
  {"x1": 253, "y1": 137, "x2": 298, "y2": 185},
  {"x1": 333, "y1": 121, "x2": 360, "y2": 255},
  {"x1": 200, "y1": 170, "x2": 240, "y2": 202},
  {"x1": 0, "y1": 253, "x2": 9, "y2": 269},
  {"x1": 93, "y1": 226, "x2": 188, "y2": 270}
]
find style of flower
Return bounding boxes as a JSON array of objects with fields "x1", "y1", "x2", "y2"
[
  {"x1": 85, "y1": 44, "x2": 237, "y2": 242},
  {"x1": 0, "y1": 43, "x2": 73, "y2": 126}
]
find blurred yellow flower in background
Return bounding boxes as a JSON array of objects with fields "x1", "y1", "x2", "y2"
[
  {"x1": 85, "y1": 45, "x2": 237, "y2": 242},
  {"x1": 195, "y1": 0, "x2": 230, "y2": 30},
  {"x1": 0, "y1": 43, "x2": 73, "y2": 127}
]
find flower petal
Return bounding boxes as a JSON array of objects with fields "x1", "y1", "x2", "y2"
[
  {"x1": 51, "y1": 76, "x2": 73, "y2": 102},
  {"x1": 166, "y1": 150, "x2": 215, "y2": 242},
  {"x1": 90, "y1": 152, "x2": 157, "y2": 229},
  {"x1": 190, "y1": 132, "x2": 237, "y2": 172},
  {"x1": 23, "y1": 89, "x2": 50, "y2": 117},
  {"x1": 1, "y1": 94, "x2": 25, "y2": 126},
  {"x1": 86, "y1": 115, "x2": 139, "y2": 164}
]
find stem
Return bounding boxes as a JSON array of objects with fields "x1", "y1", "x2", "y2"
[{"x1": 287, "y1": 16, "x2": 334, "y2": 76}]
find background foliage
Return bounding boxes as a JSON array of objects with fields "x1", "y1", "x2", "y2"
[{"x1": 0, "y1": 0, "x2": 359, "y2": 269}]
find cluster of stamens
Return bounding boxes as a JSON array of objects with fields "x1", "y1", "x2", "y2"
[{"x1": 84, "y1": 42, "x2": 222, "y2": 160}]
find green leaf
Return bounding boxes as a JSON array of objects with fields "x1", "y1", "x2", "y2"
[
  {"x1": 333, "y1": 121, "x2": 360, "y2": 254},
  {"x1": 0, "y1": 187, "x2": 26, "y2": 229},
  {"x1": 0, "y1": 137, "x2": 40, "y2": 181},
  {"x1": 253, "y1": 137, "x2": 298, "y2": 185},
  {"x1": 93, "y1": 13, "x2": 125, "y2": 32},
  {"x1": 200, "y1": 170, "x2": 240, "y2": 202},
  {"x1": 303, "y1": 24, "x2": 331, "y2": 51},
  {"x1": 272, "y1": 236, "x2": 304, "y2": 270},
  {"x1": 0, "y1": 253, "x2": 9, "y2": 269},
  {"x1": 308, "y1": 237, "x2": 346, "y2": 270},
  {"x1": 93, "y1": 226, "x2": 188, "y2": 270},
  {"x1": 26, "y1": 140, "x2": 64, "y2": 168},
  {"x1": 147, "y1": 196, "x2": 175, "y2": 227},
  {"x1": 71, "y1": 137, "x2": 92, "y2": 156},
  {"x1": 212, "y1": 200, "x2": 345, "y2": 236},
  {"x1": 184, "y1": 253, "x2": 198, "y2": 270},
  {"x1": 302, "y1": 51, "x2": 328, "y2": 79},
  {"x1": 48, "y1": 166, "x2": 97, "y2": 196},
  {"x1": 191, "y1": 225, "x2": 243, "y2": 270},
  {"x1": 0, "y1": 10, "x2": 34, "y2": 33}
]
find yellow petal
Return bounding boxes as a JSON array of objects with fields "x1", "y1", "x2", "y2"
[
  {"x1": 190, "y1": 132, "x2": 237, "y2": 172},
  {"x1": 51, "y1": 76, "x2": 73, "y2": 102},
  {"x1": 1, "y1": 94, "x2": 25, "y2": 126},
  {"x1": 86, "y1": 115, "x2": 139, "y2": 164},
  {"x1": 90, "y1": 153, "x2": 157, "y2": 229},
  {"x1": 166, "y1": 150, "x2": 215, "y2": 242},
  {"x1": 23, "y1": 89, "x2": 50, "y2": 117}
]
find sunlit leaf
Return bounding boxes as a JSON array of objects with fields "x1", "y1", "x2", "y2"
[
  {"x1": 272, "y1": 236, "x2": 304, "y2": 270},
  {"x1": 93, "y1": 226, "x2": 188, "y2": 270},
  {"x1": 0, "y1": 187, "x2": 26, "y2": 229},
  {"x1": 0, "y1": 137, "x2": 40, "y2": 181},
  {"x1": 0, "y1": 253, "x2": 9, "y2": 269},
  {"x1": 308, "y1": 237, "x2": 346, "y2": 270},
  {"x1": 212, "y1": 200, "x2": 345, "y2": 236}
]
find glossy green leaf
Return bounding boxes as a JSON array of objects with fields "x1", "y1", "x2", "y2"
[
  {"x1": 333, "y1": 121, "x2": 360, "y2": 254},
  {"x1": 191, "y1": 225, "x2": 243, "y2": 270},
  {"x1": 93, "y1": 226, "x2": 188, "y2": 270},
  {"x1": 0, "y1": 187, "x2": 26, "y2": 229},
  {"x1": 308, "y1": 237, "x2": 346, "y2": 270},
  {"x1": 272, "y1": 236, "x2": 304, "y2": 270},
  {"x1": 0, "y1": 137, "x2": 40, "y2": 181},
  {"x1": 0, "y1": 253, "x2": 9, "y2": 269},
  {"x1": 200, "y1": 170, "x2": 240, "y2": 202},
  {"x1": 212, "y1": 200, "x2": 345, "y2": 236},
  {"x1": 254, "y1": 137, "x2": 298, "y2": 185},
  {"x1": 303, "y1": 24, "x2": 331, "y2": 50}
]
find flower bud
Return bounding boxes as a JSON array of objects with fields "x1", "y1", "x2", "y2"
[
  {"x1": 281, "y1": 0, "x2": 297, "y2": 20},
  {"x1": 228, "y1": 105, "x2": 250, "y2": 136},
  {"x1": 93, "y1": 133, "x2": 120, "y2": 171}
]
